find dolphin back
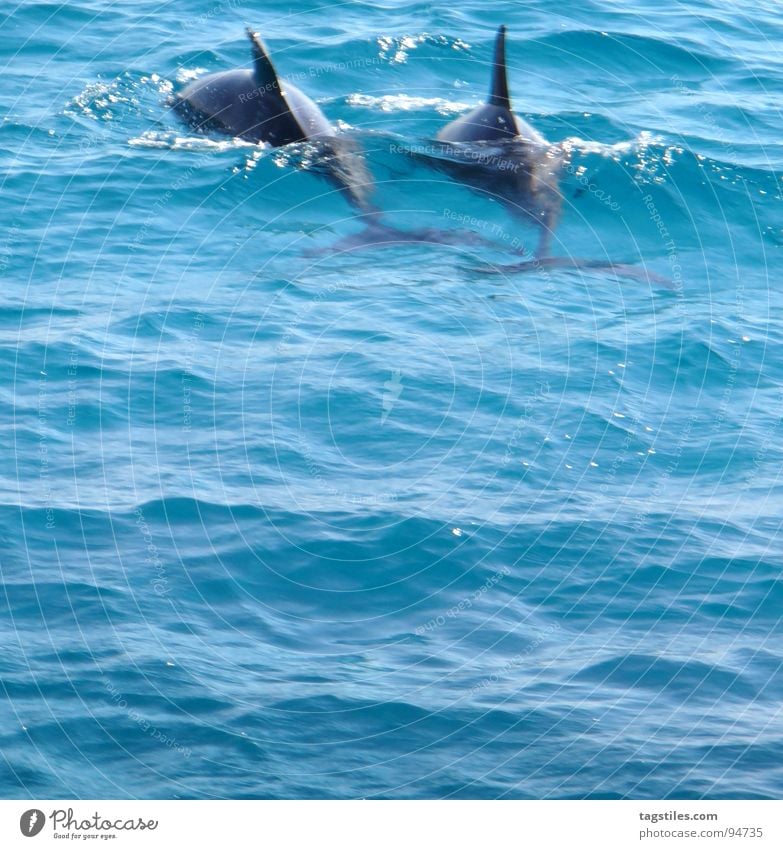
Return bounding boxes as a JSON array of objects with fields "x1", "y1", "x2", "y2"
[
  {"x1": 436, "y1": 25, "x2": 543, "y2": 143},
  {"x1": 175, "y1": 29, "x2": 333, "y2": 145}
]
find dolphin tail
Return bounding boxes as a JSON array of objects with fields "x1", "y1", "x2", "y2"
[
  {"x1": 488, "y1": 25, "x2": 511, "y2": 109},
  {"x1": 302, "y1": 217, "x2": 503, "y2": 257},
  {"x1": 473, "y1": 255, "x2": 674, "y2": 287}
]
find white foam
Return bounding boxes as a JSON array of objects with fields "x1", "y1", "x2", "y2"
[
  {"x1": 346, "y1": 93, "x2": 472, "y2": 115},
  {"x1": 175, "y1": 68, "x2": 209, "y2": 84},
  {"x1": 128, "y1": 131, "x2": 257, "y2": 152}
]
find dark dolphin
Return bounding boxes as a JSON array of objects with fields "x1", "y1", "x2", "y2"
[
  {"x1": 174, "y1": 28, "x2": 374, "y2": 211},
  {"x1": 423, "y1": 25, "x2": 561, "y2": 258},
  {"x1": 173, "y1": 29, "x2": 488, "y2": 252},
  {"x1": 421, "y1": 26, "x2": 666, "y2": 282}
]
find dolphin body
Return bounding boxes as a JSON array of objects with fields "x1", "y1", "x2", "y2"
[
  {"x1": 421, "y1": 26, "x2": 667, "y2": 281},
  {"x1": 419, "y1": 25, "x2": 563, "y2": 259},
  {"x1": 174, "y1": 28, "x2": 375, "y2": 212}
]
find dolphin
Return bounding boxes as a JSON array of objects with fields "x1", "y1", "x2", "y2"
[
  {"x1": 418, "y1": 25, "x2": 562, "y2": 259},
  {"x1": 174, "y1": 28, "x2": 491, "y2": 252},
  {"x1": 175, "y1": 28, "x2": 331, "y2": 146},
  {"x1": 174, "y1": 28, "x2": 375, "y2": 212},
  {"x1": 421, "y1": 26, "x2": 665, "y2": 281}
]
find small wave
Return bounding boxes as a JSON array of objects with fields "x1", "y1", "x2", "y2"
[
  {"x1": 577, "y1": 653, "x2": 759, "y2": 701},
  {"x1": 376, "y1": 33, "x2": 470, "y2": 65},
  {"x1": 528, "y1": 29, "x2": 729, "y2": 73},
  {"x1": 175, "y1": 67, "x2": 210, "y2": 84},
  {"x1": 65, "y1": 73, "x2": 172, "y2": 124},
  {"x1": 346, "y1": 93, "x2": 471, "y2": 115},
  {"x1": 561, "y1": 131, "x2": 668, "y2": 159},
  {"x1": 128, "y1": 130, "x2": 258, "y2": 152}
]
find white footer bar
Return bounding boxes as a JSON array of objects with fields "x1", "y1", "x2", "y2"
[{"x1": 2, "y1": 800, "x2": 780, "y2": 848}]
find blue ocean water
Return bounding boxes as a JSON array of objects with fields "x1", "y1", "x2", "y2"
[{"x1": 1, "y1": 0, "x2": 782, "y2": 799}]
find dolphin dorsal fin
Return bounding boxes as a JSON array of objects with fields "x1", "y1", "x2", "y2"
[
  {"x1": 247, "y1": 28, "x2": 283, "y2": 93},
  {"x1": 488, "y1": 25, "x2": 511, "y2": 109},
  {"x1": 245, "y1": 27, "x2": 311, "y2": 144}
]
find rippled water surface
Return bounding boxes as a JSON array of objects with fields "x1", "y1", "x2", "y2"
[{"x1": 1, "y1": 0, "x2": 782, "y2": 798}]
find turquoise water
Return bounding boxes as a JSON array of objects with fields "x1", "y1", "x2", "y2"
[{"x1": 1, "y1": 0, "x2": 782, "y2": 799}]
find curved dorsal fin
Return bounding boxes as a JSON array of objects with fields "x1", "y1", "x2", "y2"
[
  {"x1": 488, "y1": 24, "x2": 511, "y2": 109},
  {"x1": 244, "y1": 27, "x2": 311, "y2": 144},
  {"x1": 246, "y1": 27, "x2": 283, "y2": 93}
]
